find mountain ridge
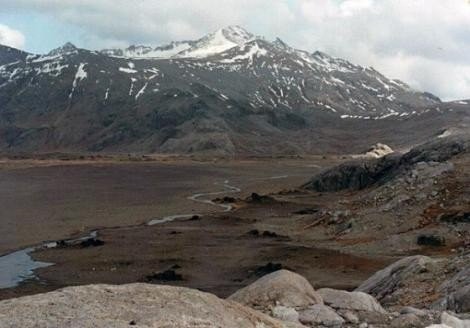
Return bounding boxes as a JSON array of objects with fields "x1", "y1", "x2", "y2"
[{"x1": 0, "y1": 26, "x2": 467, "y2": 155}]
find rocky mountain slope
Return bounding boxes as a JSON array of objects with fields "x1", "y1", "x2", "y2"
[{"x1": 0, "y1": 26, "x2": 467, "y2": 155}]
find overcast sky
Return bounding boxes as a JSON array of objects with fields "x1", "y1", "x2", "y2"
[{"x1": 0, "y1": 0, "x2": 469, "y2": 100}]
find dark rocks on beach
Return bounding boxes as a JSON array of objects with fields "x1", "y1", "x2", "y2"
[
  {"x1": 246, "y1": 230, "x2": 286, "y2": 239},
  {"x1": 213, "y1": 196, "x2": 237, "y2": 203},
  {"x1": 80, "y1": 238, "x2": 105, "y2": 248},
  {"x1": 247, "y1": 229, "x2": 260, "y2": 236},
  {"x1": 440, "y1": 211, "x2": 470, "y2": 224},
  {"x1": 262, "y1": 231, "x2": 279, "y2": 238},
  {"x1": 145, "y1": 269, "x2": 183, "y2": 282},
  {"x1": 417, "y1": 235, "x2": 446, "y2": 247},
  {"x1": 293, "y1": 208, "x2": 320, "y2": 215},
  {"x1": 55, "y1": 237, "x2": 105, "y2": 248},
  {"x1": 249, "y1": 193, "x2": 276, "y2": 204},
  {"x1": 254, "y1": 263, "x2": 284, "y2": 277}
]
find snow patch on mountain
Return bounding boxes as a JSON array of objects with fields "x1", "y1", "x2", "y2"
[
  {"x1": 119, "y1": 67, "x2": 138, "y2": 74},
  {"x1": 69, "y1": 63, "x2": 87, "y2": 99},
  {"x1": 220, "y1": 43, "x2": 268, "y2": 63}
]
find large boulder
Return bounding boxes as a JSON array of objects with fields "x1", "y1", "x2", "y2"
[
  {"x1": 0, "y1": 283, "x2": 286, "y2": 328},
  {"x1": 298, "y1": 304, "x2": 345, "y2": 327},
  {"x1": 317, "y1": 288, "x2": 387, "y2": 314},
  {"x1": 356, "y1": 255, "x2": 434, "y2": 301},
  {"x1": 228, "y1": 270, "x2": 323, "y2": 311}
]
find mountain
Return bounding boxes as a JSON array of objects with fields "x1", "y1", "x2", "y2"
[
  {"x1": 0, "y1": 44, "x2": 29, "y2": 66},
  {"x1": 100, "y1": 26, "x2": 254, "y2": 59},
  {"x1": 0, "y1": 26, "x2": 467, "y2": 155}
]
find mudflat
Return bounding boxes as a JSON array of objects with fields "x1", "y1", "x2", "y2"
[
  {"x1": 0, "y1": 156, "x2": 329, "y2": 255},
  {"x1": 2, "y1": 149, "x2": 467, "y2": 302}
]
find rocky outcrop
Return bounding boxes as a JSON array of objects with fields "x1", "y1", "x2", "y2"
[
  {"x1": 356, "y1": 256, "x2": 435, "y2": 301},
  {"x1": 228, "y1": 270, "x2": 323, "y2": 311},
  {"x1": 0, "y1": 283, "x2": 284, "y2": 328},
  {"x1": 229, "y1": 270, "x2": 392, "y2": 327},
  {"x1": 297, "y1": 304, "x2": 345, "y2": 326},
  {"x1": 303, "y1": 135, "x2": 469, "y2": 192},
  {"x1": 301, "y1": 155, "x2": 400, "y2": 192}
]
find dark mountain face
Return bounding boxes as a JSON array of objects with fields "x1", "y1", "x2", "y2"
[
  {"x1": 0, "y1": 27, "x2": 467, "y2": 155},
  {"x1": 0, "y1": 45, "x2": 29, "y2": 66}
]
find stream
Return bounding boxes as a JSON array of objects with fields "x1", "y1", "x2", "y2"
[{"x1": 0, "y1": 180, "x2": 242, "y2": 289}]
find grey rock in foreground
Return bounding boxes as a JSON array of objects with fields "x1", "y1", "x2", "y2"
[
  {"x1": 425, "y1": 312, "x2": 470, "y2": 328},
  {"x1": 317, "y1": 288, "x2": 387, "y2": 314},
  {"x1": 228, "y1": 269, "x2": 323, "y2": 311},
  {"x1": 230, "y1": 270, "x2": 394, "y2": 327},
  {"x1": 0, "y1": 283, "x2": 285, "y2": 328}
]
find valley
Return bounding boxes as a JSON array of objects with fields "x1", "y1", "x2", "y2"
[
  {"x1": 1, "y1": 135, "x2": 468, "y2": 312},
  {"x1": 0, "y1": 22, "x2": 469, "y2": 327}
]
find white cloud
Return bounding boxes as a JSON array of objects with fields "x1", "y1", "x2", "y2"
[
  {"x1": 293, "y1": 0, "x2": 470, "y2": 100},
  {"x1": 2, "y1": 0, "x2": 470, "y2": 99},
  {"x1": 0, "y1": 24, "x2": 25, "y2": 49}
]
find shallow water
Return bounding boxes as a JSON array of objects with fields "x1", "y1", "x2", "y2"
[
  {"x1": 148, "y1": 180, "x2": 241, "y2": 225},
  {"x1": 0, "y1": 248, "x2": 53, "y2": 289},
  {"x1": 0, "y1": 230, "x2": 98, "y2": 289},
  {"x1": 0, "y1": 180, "x2": 242, "y2": 289}
]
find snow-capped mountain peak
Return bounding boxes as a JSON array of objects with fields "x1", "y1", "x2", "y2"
[
  {"x1": 219, "y1": 25, "x2": 254, "y2": 44},
  {"x1": 99, "y1": 26, "x2": 255, "y2": 59},
  {"x1": 175, "y1": 25, "x2": 255, "y2": 58}
]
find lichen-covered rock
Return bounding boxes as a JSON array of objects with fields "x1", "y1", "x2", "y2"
[
  {"x1": 229, "y1": 270, "x2": 323, "y2": 311},
  {"x1": 271, "y1": 306, "x2": 300, "y2": 323},
  {"x1": 0, "y1": 283, "x2": 286, "y2": 328},
  {"x1": 356, "y1": 256, "x2": 434, "y2": 301},
  {"x1": 390, "y1": 313, "x2": 425, "y2": 328},
  {"x1": 318, "y1": 288, "x2": 387, "y2": 314},
  {"x1": 298, "y1": 304, "x2": 345, "y2": 327},
  {"x1": 400, "y1": 306, "x2": 430, "y2": 317}
]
